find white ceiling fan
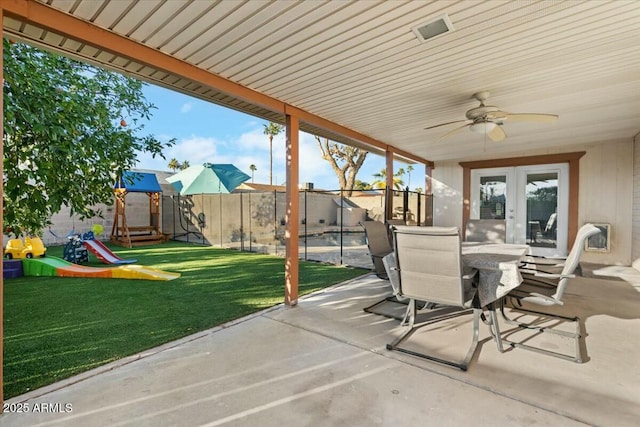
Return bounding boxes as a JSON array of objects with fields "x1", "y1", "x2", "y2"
[{"x1": 425, "y1": 91, "x2": 559, "y2": 142}]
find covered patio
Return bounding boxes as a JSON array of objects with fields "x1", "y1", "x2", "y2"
[
  {"x1": 1, "y1": 0, "x2": 640, "y2": 423},
  {"x1": 2, "y1": 272, "x2": 639, "y2": 426}
]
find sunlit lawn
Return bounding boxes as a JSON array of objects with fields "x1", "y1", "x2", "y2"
[{"x1": 3, "y1": 241, "x2": 367, "y2": 398}]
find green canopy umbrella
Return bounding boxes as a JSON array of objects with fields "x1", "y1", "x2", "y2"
[{"x1": 166, "y1": 163, "x2": 250, "y2": 195}]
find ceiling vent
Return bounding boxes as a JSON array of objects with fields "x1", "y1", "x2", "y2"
[{"x1": 412, "y1": 14, "x2": 454, "y2": 43}]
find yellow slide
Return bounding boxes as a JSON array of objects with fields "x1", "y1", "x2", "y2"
[{"x1": 112, "y1": 265, "x2": 181, "y2": 281}]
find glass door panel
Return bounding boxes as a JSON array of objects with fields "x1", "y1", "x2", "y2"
[
  {"x1": 479, "y1": 175, "x2": 507, "y2": 220},
  {"x1": 471, "y1": 164, "x2": 568, "y2": 256},
  {"x1": 470, "y1": 168, "x2": 515, "y2": 243},
  {"x1": 516, "y1": 164, "x2": 568, "y2": 257},
  {"x1": 525, "y1": 172, "x2": 558, "y2": 248}
]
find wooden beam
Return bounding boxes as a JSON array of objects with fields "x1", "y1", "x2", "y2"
[
  {"x1": 0, "y1": 6, "x2": 5, "y2": 410},
  {"x1": 2, "y1": 0, "x2": 285, "y2": 113},
  {"x1": 385, "y1": 150, "x2": 394, "y2": 220},
  {"x1": 286, "y1": 104, "x2": 435, "y2": 165},
  {"x1": 459, "y1": 152, "x2": 585, "y2": 170},
  {"x1": 462, "y1": 166, "x2": 471, "y2": 240},
  {"x1": 285, "y1": 105, "x2": 386, "y2": 152},
  {"x1": 425, "y1": 165, "x2": 433, "y2": 196},
  {"x1": 387, "y1": 145, "x2": 435, "y2": 168},
  {"x1": 2, "y1": 1, "x2": 436, "y2": 168},
  {"x1": 284, "y1": 114, "x2": 299, "y2": 306}
]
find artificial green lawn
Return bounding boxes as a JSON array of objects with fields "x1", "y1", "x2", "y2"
[{"x1": 3, "y1": 241, "x2": 367, "y2": 398}]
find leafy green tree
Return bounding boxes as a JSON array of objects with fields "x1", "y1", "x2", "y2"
[
  {"x1": 168, "y1": 158, "x2": 180, "y2": 172},
  {"x1": 180, "y1": 160, "x2": 190, "y2": 171},
  {"x1": 249, "y1": 164, "x2": 257, "y2": 183},
  {"x1": 371, "y1": 168, "x2": 404, "y2": 190},
  {"x1": 353, "y1": 180, "x2": 372, "y2": 190},
  {"x1": 316, "y1": 136, "x2": 368, "y2": 196},
  {"x1": 396, "y1": 167, "x2": 406, "y2": 184},
  {"x1": 406, "y1": 164, "x2": 414, "y2": 189},
  {"x1": 263, "y1": 122, "x2": 283, "y2": 185},
  {"x1": 3, "y1": 40, "x2": 174, "y2": 236}
]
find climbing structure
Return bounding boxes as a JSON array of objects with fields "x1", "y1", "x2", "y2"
[{"x1": 111, "y1": 171, "x2": 164, "y2": 247}]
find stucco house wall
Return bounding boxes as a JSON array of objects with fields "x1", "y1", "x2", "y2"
[
  {"x1": 633, "y1": 134, "x2": 640, "y2": 262},
  {"x1": 431, "y1": 139, "x2": 634, "y2": 265}
]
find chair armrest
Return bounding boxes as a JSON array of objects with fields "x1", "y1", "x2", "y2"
[
  {"x1": 523, "y1": 254, "x2": 566, "y2": 261},
  {"x1": 525, "y1": 292, "x2": 564, "y2": 306},
  {"x1": 533, "y1": 272, "x2": 576, "y2": 280},
  {"x1": 521, "y1": 254, "x2": 566, "y2": 265},
  {"x1": 520, "y1": 259, "x2": 565, "y2": 269}
]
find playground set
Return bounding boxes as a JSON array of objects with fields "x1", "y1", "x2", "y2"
[
  {"x1": 4, "y1": 236, "x2": 47, "y2": 259},
  {"x1": 4, "y1": 233, "x2": 179, "y2": 281},
  {"x1": 3, "y1": 171, "x2": 177, "y2": 281},
  {"x1": 111, "y1": 171, "x2": 165, "y2": 248},
  {"x1": 63, "y1": 231, "x2": 137, "y2": 265}
]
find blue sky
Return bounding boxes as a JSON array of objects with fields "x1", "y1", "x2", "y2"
[{"x1": 135, "y1": 84, "x2": 425, "y2": 191}]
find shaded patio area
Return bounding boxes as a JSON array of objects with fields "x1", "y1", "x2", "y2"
[{"x1": 2, "y1": 273, "x2": 639, "y2": 426}]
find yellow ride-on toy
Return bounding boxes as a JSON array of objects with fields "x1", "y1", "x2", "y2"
[{"x1": 4, "y1": 236, "x2": 47, "y2": 259}]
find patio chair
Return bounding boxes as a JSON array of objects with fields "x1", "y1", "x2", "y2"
[
  {"x1": 518, "y1": 223, "x2": 600, "y2": 287},
  {"x1": 464, "y1": 219, "x2": 506, "y2": 243},
  {"x1": 385, "y1": 219, "x2": 406, "y2": 244},
  {"x1": 493, "y1": 223, "x2": 601, "y2": 362},
  {"x1": 386, "y1": 226, "x2": 481, "y2": 371},
  {"x1": 360, "y1": 220, "x2": 406, "y2": 318},
  {"x1": 360, "y1": 220, "x2": 393, "y2": 279}
]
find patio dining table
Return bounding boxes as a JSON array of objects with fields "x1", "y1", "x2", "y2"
[
  {"x1": 383, "y1": 242, "x2": 530, "y2": 308},
  {"x1": 461, "y1": 242, "x2": 531, "y2": 307}
]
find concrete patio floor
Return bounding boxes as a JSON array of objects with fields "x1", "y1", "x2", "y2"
[{"x1": 2, "y1": 273, "x2": 639, "y2": 426}]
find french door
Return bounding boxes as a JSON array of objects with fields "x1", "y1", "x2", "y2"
[{"x1": 470, "y1": 164, "x2": 569, "y2": 257}]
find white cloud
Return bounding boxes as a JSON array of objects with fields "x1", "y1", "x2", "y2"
[
  {"x1": 234, "y1": 127, "x2": 272, "y2": 151},
  {"x1": 135, "y1": 127, "x2": 365, "y2": 189},
  {"x1": 180, "y1": 102, "x2": 193, "y2": 113}
]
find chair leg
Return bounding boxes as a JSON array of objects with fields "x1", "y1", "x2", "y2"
[
  {"x1": 386, "y1": 303, "x2": 479, "y2": 371},
  {"x1": 364, "y1": 296, "x2": 434, "y2": 323},
  {"x1": 371, "y1": 255, "x2": 388, "y2": 279},
  {"x1": 498, "y1": 298, "x2": 583, "y2": 363}
]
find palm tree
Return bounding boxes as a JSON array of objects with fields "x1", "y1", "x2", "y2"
[
  {"x1": 180, "y1": 160, "x2": 190, "y2": 171},
  {"x1": 371, "y1": 168, "x2": 404, "y2": 190},
  {"x1": 168, "y1": 158, "x2": 180, "y2": 173},
  {"x1": 406, "y1": 165, "x2": 414, "y2": 189},
  {"x1": 263, "y1": 122, "x2": 284, "y2": 186},
  {"x1": 249, "y1": 164, "x2": 257, "y2": 183},
  {"x1": 396, "y1": 167, "x2": 406, "y2": 187}
]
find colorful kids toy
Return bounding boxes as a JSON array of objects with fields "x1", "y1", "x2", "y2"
[
  {"x1": 63, "y1": 234, "x2": 89, "y2": 264},
  {"x1": 4, "y1": 236, "x2": 47, "y2": 259}
]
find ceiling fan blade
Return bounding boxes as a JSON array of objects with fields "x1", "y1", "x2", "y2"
[
  {"x1": 436, "y1": 123, "x2": 471, "y2": 141},
  {"x1": 425, "y1": 119, "x2": 469, "y2": 130},
  {"x1": 487, "y1": 125, "x2": 506, "y2": 142},
  {"x1": 493, "y1": 113, "x2": 559, "y2": 123}
]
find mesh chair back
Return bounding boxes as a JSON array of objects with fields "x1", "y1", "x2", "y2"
[
  {"x1": 465, "y1": 219, "x2": 506, "y2": 243},
  {"x1": 361, "y1": 221, "x2": 393, "y2": 278},
  {"x1": 394, "y1": 226, "x2": 466, "y2": 306},
  {"x1": 362, "y1": 221, "x2": 392, "y2": 256},
  {"x1": 553, "y1": 223, "x2": 601, "y2": 300}
]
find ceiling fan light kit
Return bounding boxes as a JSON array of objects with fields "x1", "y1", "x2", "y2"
[
  {"x1": 469, "y1": 121, "x2": 497, "y2": 134},
  {"x1": 426, "y1": 91, "x2": 558, "y2": 142}
]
